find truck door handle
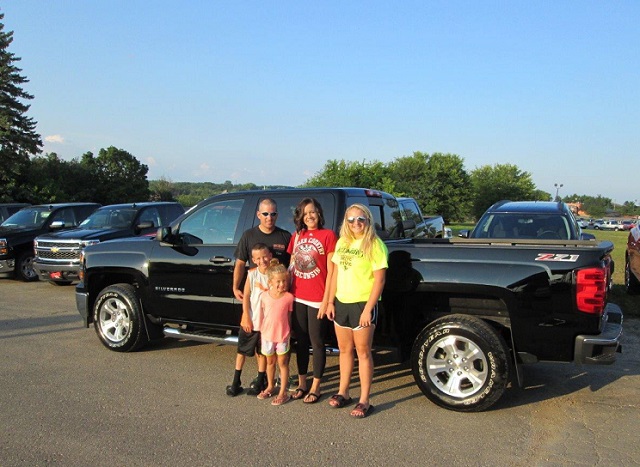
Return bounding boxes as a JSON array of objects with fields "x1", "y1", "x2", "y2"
[{"x1": 209, "y1": 256, "x2": 232, "y2": 263}]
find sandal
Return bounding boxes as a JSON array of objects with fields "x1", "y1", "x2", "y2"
[
  {"x1": 350, "y1": 403, "x2": 374, "y2": 418},
  {"x1": 291, "y1": 387, "x2": 309, "y2": 400},
  {"x1": 328, "y1": 394, "x2": 353, "y2": 408},
  {"x1": 257, "y1": 390, "x2": 274, "y2": 400},
  {"x1": 303, "y1": 392, "x2": 321, "y2": 404},
  {"x1": 271, "y1": 394, "x2": 291, "y2": 406}
]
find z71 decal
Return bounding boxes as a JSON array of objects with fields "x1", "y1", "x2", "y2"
[{"x1": 535, "y1": 253, "x2": 580, "y2": 262}]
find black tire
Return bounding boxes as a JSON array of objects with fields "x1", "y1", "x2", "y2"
[
  {"x1": 625, "y1": 256, "x2": 640, "y2": 295},
  {"x1": 411, "y1": 315, "x2": 510, "y2": 412},
  {"x1": 93, "y1": 284, "x2": 149, "y2": 352},
  {"x1": 16, "y1": 251, "x2": 38, "y2": 282}
]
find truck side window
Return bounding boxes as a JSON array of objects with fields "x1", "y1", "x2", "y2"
[
  {"x1": 51, "y1": 208, "x2": 76, "y2": 227},
  {"x1": 179, "y1": 199, "x2": 244, "y2": 245},
  {"x1": 139, "y1": 207, "x2": 161, "y2": 227}
]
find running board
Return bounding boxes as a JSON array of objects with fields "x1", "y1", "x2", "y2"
[
  {"x1": 163, "y1": 327, "x2": 239, "y2": 345},
  {"x1": 162, "y1": 327, "x2": 340, "y2": 355}
]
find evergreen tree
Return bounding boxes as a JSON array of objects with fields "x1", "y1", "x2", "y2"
[{"x1": 0, "y1": 13, "x2": 42, "y2": 201}]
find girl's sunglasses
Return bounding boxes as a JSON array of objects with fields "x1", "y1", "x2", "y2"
[{"x1": 347, "y1": 216, "x2": 368, "y2": 224}]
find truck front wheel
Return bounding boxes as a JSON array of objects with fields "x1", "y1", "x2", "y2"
[
  {"x1": 411, "y1": 315, "x2": 510, "y2": 412},
  {"x1": 93, "y1": 284, "x2": 149, "y2": 352},
  {"x1": 16, "y1": 251, "x2": 38, "y2": 282}
]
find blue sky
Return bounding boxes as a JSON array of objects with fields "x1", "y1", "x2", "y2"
[{"x1": 3, "y1": 1, "x2": 638, "y2": 204}]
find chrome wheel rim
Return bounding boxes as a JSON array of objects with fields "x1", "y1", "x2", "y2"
[
  {"x1": 426, "y1": 335, "x2": 488, "y2": 398},
  {"x1": 98, "y1": 296, "x2": 132, "y2": 343}
]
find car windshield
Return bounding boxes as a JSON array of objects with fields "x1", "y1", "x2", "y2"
[
  {"x1": 0, "y1": 207, "x2": 53, "y2": 229},
  {"x1": 472, "y1": 213, "x2": 572, "y2": 240},
  {"x1": 79, "y1": 207, "x2": 136, "y2": 229}
]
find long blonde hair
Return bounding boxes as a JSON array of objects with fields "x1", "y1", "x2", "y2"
[{"x1": 339, "y1": 203, "x2": 381, "y2": 260}]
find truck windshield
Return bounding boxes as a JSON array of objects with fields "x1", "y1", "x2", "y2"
[
  {"x1": 79, "y1": 208, "x2": 136, "y2": 229},
  {"x1": 1, "y1": 207, "x2": 53, "y2": 228}
]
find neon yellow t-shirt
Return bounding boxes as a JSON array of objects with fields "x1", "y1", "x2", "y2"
[{"x1": 331, "y1": 237, "x2": 388, "y2": 303}]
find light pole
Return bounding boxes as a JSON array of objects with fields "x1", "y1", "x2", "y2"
[{"x1": 554, "y1": 183, "x2": 563, "y2": 201}]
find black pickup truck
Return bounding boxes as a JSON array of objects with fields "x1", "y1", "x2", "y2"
[
  {"x1": 33, "y1": 202, "x2": 184, "y2": 285},
  {"x1": 0, "y1": 203, "x2": 101, "y2": 281},
  {"x1": 76, "y1": 188, "x2": 623, "y2": 411}
]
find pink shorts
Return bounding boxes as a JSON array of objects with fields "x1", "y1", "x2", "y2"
[{"x1": 261, "y1": 338, "x2": 290, "y2": 356}]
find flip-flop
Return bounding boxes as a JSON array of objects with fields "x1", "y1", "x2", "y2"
[
  {"x1": 271, "y1": 394, "x2": 291, "y2": 406},
  {"x1": 328, "y1": 394, "x2": 353, "y2": 408},
  {"x1": 350, "y1": 403, "x2": 374, "y2": 418},
  {"x1": 257, "y1": 390, "x2": 275, "y2": 400},
  {"x1": 303, "y1": 392, "x2": 321, "y2": 404},
  {"x1": 291, "y1": 387, "x2": 309, "y2": 400}
]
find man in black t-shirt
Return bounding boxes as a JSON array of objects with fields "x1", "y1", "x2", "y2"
[{"x1": 232, "y1": 198, "x2": 291, "y2": 301}]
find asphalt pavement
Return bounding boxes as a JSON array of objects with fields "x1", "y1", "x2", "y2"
[{"x1": 1, "y1": 279, "x2": 639, "y2": 466}]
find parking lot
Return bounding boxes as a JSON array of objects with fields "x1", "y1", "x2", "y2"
[{"x1": 1, "y1": 279, "x2": 639, "y2": 466}]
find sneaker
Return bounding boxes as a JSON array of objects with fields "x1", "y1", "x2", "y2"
[
  {"x1": 246, "y1": 377, "x2": 265, "y2": 396},
  {"x1": 225, "y1": 383, "x2": 243, "y2": 397}
]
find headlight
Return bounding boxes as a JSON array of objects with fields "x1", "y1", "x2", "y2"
[
  {"x1": 80, "y1": 239, "x2": 100, "y2": 248},
  {"x1": 0, "y1": 238, "x2": 7, "y2": 255}
]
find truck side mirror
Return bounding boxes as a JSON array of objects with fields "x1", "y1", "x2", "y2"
[
  {"x1": 156, "y1": 226, "x2": 170, "y2": 242},
  {"x1": 50, "y1": 220, "x2": 65, "y2": 230},
  {"x1": 135, "y1": 221, "x2": 154, "y2": 235}
]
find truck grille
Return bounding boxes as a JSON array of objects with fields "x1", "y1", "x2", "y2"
[{"x1": 35, "y1": 240, "x2": 82, "y2": 263}]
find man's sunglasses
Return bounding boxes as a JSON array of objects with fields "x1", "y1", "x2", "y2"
[
  {"x1": 347, "y1": 216, "x2": 368, "y2": 224},
  {"x1": 260, "y1": 212, "x2": 278, "y2": 217}
]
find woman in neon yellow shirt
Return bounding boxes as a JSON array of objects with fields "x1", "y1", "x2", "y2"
[{"x1": 326, "y1": 203, "x2": 388, "y2": 418}]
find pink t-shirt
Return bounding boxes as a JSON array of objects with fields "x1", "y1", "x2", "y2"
[{"x1": 257, "y1": 291, "x2": 294, "y2": 343}]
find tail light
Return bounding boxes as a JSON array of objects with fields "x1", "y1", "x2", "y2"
[{"x1": 575, "y1": 267, "x2": 606, "y2": 315}]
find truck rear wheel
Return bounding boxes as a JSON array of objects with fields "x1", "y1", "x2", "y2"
[
  {"x1": 625, "y1": 257, "x2": 640, "y2": 294},
  {"x1": 93, "y1": 284, "x2": 149, "y2": 352},
  {"x1": 411, "y1": 315, "x2": 510, "y2": 412},
  {"x1": 16, "y1": 251, "x2": 38, "y2": 282}
]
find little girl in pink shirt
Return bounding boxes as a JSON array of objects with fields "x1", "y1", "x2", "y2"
[{"x1": 256, "y1": 260, "x2": 294, "y2": 406}]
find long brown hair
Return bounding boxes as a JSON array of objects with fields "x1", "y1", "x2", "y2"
[{"x1": 293, "y1": 197, "x2": 325, "y2": 232}]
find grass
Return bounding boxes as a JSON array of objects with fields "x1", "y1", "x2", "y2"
[{"x1": 447, "y1": 223, "x2": 639, "y2": 318}]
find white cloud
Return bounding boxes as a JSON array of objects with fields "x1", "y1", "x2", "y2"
[
  {"x1": 145, "y1": 156, "x2": 157, "y2": 167},
  {"x1": 44, "y1": 134, "x2": 65, "y2": 143}
]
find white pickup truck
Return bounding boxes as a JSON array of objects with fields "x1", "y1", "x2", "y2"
[{"x1": 596, "y1": 219, "x2": 624, "y2": 231}]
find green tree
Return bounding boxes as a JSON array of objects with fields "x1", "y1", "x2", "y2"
[
  {"x1": 470, "y1": 163, "x2": 536, "y2": 219},
  {"x1": 81, "y1": 146, "x2": 149, "y2": 204},
  {"x1": 304, "y1": 159, "x2": 395, "y2": 193},
  {"x1": 0, "y1": 13, "x2": 42, "y2": 201},
  {"x1": 388, "y1": 152, "x2": 472, "y2": 222},
  {"x1": 150, "y1": 176, "x2": 176, "y2": 201},
  {"x1": 564, "y1": 194, "x2": 612, "y2": 218}
]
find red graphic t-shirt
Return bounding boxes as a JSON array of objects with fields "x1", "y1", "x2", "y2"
[{"x1": 287, "y1": 228, "x2": 337, "y2": 304}]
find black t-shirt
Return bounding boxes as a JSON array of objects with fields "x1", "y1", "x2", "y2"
[{"x1": 234, "y1": 226, "x2": 292, "y2": 267}]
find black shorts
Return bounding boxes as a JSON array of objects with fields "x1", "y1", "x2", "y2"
[
  {"x1": 334, "y1": 300, "x2": 378, "y2": 330},
  {"x1": 237, "y1": 329, "x2": 261, "y2": 356}
]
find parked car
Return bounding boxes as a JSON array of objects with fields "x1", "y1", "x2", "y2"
[
  {"x1": 0, "y1": 203, "x2": 101, "y2": 281},
  {"x1": 589, "y1": 219, "x2": 604, "y2": 229},
  {"x1": 34, "y1": 202, "x2": 184, "y2": 284},
  {"x1": 576, "y1": 218, "x2": 588, "y2": 229},
  {"x1": 461, "y1": 200, "x2": 594, "y2": 241},
  {"x1": 596, "y1": 219, "x2": 624, "y2": 231},
  {"x1": 622, "y1": 220, "x2": 636, "y2": 231},
  {"x1": 0, "y1": 203, "x2": 30, "y2": 223},
  {"x1": 625, "y1": 225, "x2": 640, "y2": 294}
]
